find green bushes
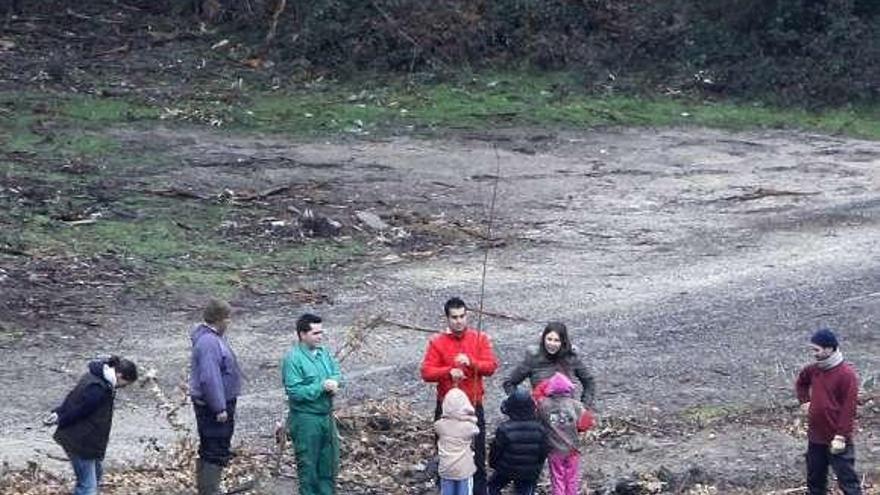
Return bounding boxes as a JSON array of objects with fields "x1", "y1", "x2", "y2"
[
  {"x1": 678, "y1": 0, "x2": 880, "y2": 103},
  {"x1": 255, "y1": 0, "x2": 878, "y2": 104},
  {"x1": 11, "y1": 0, "x2": 879, "y2": 104}
]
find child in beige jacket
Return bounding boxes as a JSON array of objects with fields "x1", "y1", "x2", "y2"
[{"x1": 435, "y1": 387, "x2": 481, "y2": 495}]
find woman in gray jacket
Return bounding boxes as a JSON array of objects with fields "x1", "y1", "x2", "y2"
[{"x1": 503, "y1": 322, "x2": 595, "y2": 407}]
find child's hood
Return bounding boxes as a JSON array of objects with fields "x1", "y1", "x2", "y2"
[
  {"x1": 546, "y1": 372, "x2": 574, "y2": 396},
  {"x1": 501, "y1": 388, "x2": 536, "y2": 420},
  {"x1": 441, "y1": 388, "x2": 476, "y2": 422}
]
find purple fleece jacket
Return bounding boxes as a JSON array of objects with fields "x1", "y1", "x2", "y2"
[{"x1": 189, "y1": 324, "x2": 242, "y2": 413}]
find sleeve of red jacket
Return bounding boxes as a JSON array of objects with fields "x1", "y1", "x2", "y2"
[
  {"x1": 420, "y1": 338, "x2": 450, "y2": 382},
  {"x1": 795, "y1": 366, "x2": 812, "y2": 404},
  {"x1": 471, "y1": 333, "x2": 498, "y2": 376},
  {"x1": 835, "y1": 368, "x2": 859, "y2": 439}
]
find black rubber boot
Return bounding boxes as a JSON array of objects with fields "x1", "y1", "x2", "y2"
[{"x1": 197, "y1": 459, "x2": 223, "y2": 495}]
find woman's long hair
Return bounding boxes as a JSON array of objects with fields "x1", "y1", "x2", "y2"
[{"x1": 540, "y1": 321, "x2": 572, "y2": 359}]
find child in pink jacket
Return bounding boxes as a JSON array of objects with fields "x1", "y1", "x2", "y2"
[{"x1": 539, "y1": 372, "x2": 593, "y2": 495}]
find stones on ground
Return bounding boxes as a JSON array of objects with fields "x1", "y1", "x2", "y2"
[
  {"x1": 301, "y1": 209, "x2": 342, "y2": 238},
  {"x1": 602, "y1": 466, "x2": 711, "y2": 494},
  {"x1": 355, "y1": 210, "x2": 390, "y2": 231},
  {"x1": 605, "y1": 475, "x2": 643, "y2": 495}
]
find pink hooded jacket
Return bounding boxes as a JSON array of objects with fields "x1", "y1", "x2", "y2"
[
  {"x1": 546, "y1": 371, "x2": 575, "y2": 396},
  {"x1": 539, "y1": 372, "x2": 589, "y2": 454}
]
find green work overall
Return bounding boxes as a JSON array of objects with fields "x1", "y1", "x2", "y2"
[{"x1": 282, "y1": 343, "x2": 343, "y2": 495}]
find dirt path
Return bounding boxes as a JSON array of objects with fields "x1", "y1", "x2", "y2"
[{"x1": 2, "y1": 126, "x2": 879, "y2": 492}]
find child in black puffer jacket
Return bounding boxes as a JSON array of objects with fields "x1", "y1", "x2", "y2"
[{"x1": 488, "y1": 389, "x2": 549, "y2": 495}]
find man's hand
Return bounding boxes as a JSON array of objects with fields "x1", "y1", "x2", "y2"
[
  {"x1": 800, "y1": 402, "x2": 810, "y2": 414},
  {"x1": 454, "y1": 353, "x2": 471, "y2": 367},
  {"x1": 830, "y1": 435, "x2": 846, "y2": 455},
  {"x1": 450, "y1": 368, "x2": 465, "y2": 381},
  {"x1": 42, "y1": 412, "x2": 58, "y2": 426},
  {"x1": 323, "y1": 379, "x2": 339, "y2": 394},
  {"x1": 274, "y1": 420, "x2": 289, "y2": 446},
  {"x1": 216, "y1": 411, "x2": 228, "y2": 423}
]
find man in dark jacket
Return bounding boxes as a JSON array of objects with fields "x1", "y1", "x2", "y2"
[
  {"x1": 796, "y1": 328, "x2": 862, "y2": 495},
  {"x1": 189, "y1": 299, "x2": 243, "y2": 495},
  {"x1": 488, "y1": 389, "x2": 549, "y2": 495},
  {"x1": 47, "y1": 356, "x2": 138, "y2": 495}
]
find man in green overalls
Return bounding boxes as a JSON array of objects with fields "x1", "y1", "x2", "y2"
[{"x1": 282, "y1": 313, "x2": 343, "y2": 495}]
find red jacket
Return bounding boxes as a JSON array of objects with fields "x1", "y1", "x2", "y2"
[
  {"x1": 796, "y1": 362, "x2": 859, "y2": 444},
  {"x1": 421, "y1": 327, "x2": 498, "y2": 406}
]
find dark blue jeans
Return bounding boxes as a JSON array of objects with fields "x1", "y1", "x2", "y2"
[
  {"x1": 70, "y1": 456, "x2": 103, "y2": 495},
  {"x1": 194, "y1": 399, "x2": 236, "y2": 466},
  {"x1": 440, "y1": 477, "x2": 473, "y2": 495},
  {"x1": 806, "y1": 442, "x2": 862, "y2": 495}
]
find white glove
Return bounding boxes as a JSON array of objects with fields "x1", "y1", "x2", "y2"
[
  {"x1": 43, "y1": 412, "x2": 58, "y2": 426},
  {"x1": 449, "y1": 368, "x2": 465, "y2": 381},
  {"x1": 323, "y1": 379, "x2": 339, "y2": 394},
  {"x1": 830, "y1": 435, "x2": 846, "y2": 455}
]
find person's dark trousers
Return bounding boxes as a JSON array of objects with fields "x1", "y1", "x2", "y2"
[
  {"x1": 806, "y1": 442, "x2": 862, "y2": 495},
  {"x1": 434, "y1": 401, "x2": 487, "y2": 495},
  {"x1": 487, "y1": 472, "x2": 537, "y2": 495},
  {"x1": 194, "y1": 399, "x2": 237, "y2": 466}
]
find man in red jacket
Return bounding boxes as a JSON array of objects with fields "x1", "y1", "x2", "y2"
[
  {"x1": 421, "y1": 297, "x2": 499, "y2": 495},
  {"x1": 795, "y1": 328, "x2": 862, "y2": 495}
]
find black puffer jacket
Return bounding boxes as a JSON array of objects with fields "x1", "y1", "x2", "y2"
[
  {"x1": 503, "y1": 345, "x2": 595, "y2": 407},
  {"x1": 53, "y1": 360, "x2": 115, "y2": 459},
  {"x1": 489, "y1": 389, "x2": 549, "y2": 481}
]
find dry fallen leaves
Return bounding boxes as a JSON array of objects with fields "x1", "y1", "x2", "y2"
[
  {"x1": 1, "y1": 399, "x2": 436, "y2": 495},
  {"x1": 336, "y1": 399, "x2": 436, "y2": 495}
]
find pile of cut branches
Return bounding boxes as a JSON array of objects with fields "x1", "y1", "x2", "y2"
[{"x1": 336, "y1": 399, "x2": 436, "y2": 495}]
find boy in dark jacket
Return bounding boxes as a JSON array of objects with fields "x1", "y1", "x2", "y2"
[
  {"x1": 488, "y1": 389, "x2": 549, "y2": 495},
  {"x1": 46, "y1": 356, "x2": 138, "y2": 495}
]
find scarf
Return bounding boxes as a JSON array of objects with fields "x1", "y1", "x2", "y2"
[{"x1": 816, "y1": 350, "x2": 844, "y2": 371}]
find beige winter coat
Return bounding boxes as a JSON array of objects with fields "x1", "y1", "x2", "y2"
[{"x1": 434, "y1": 388, "x2": 480, "y2": 480}]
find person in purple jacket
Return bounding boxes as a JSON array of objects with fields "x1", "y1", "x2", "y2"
[{"x1": 189, "y1": 298, "x2": 242, "y2": 495}]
